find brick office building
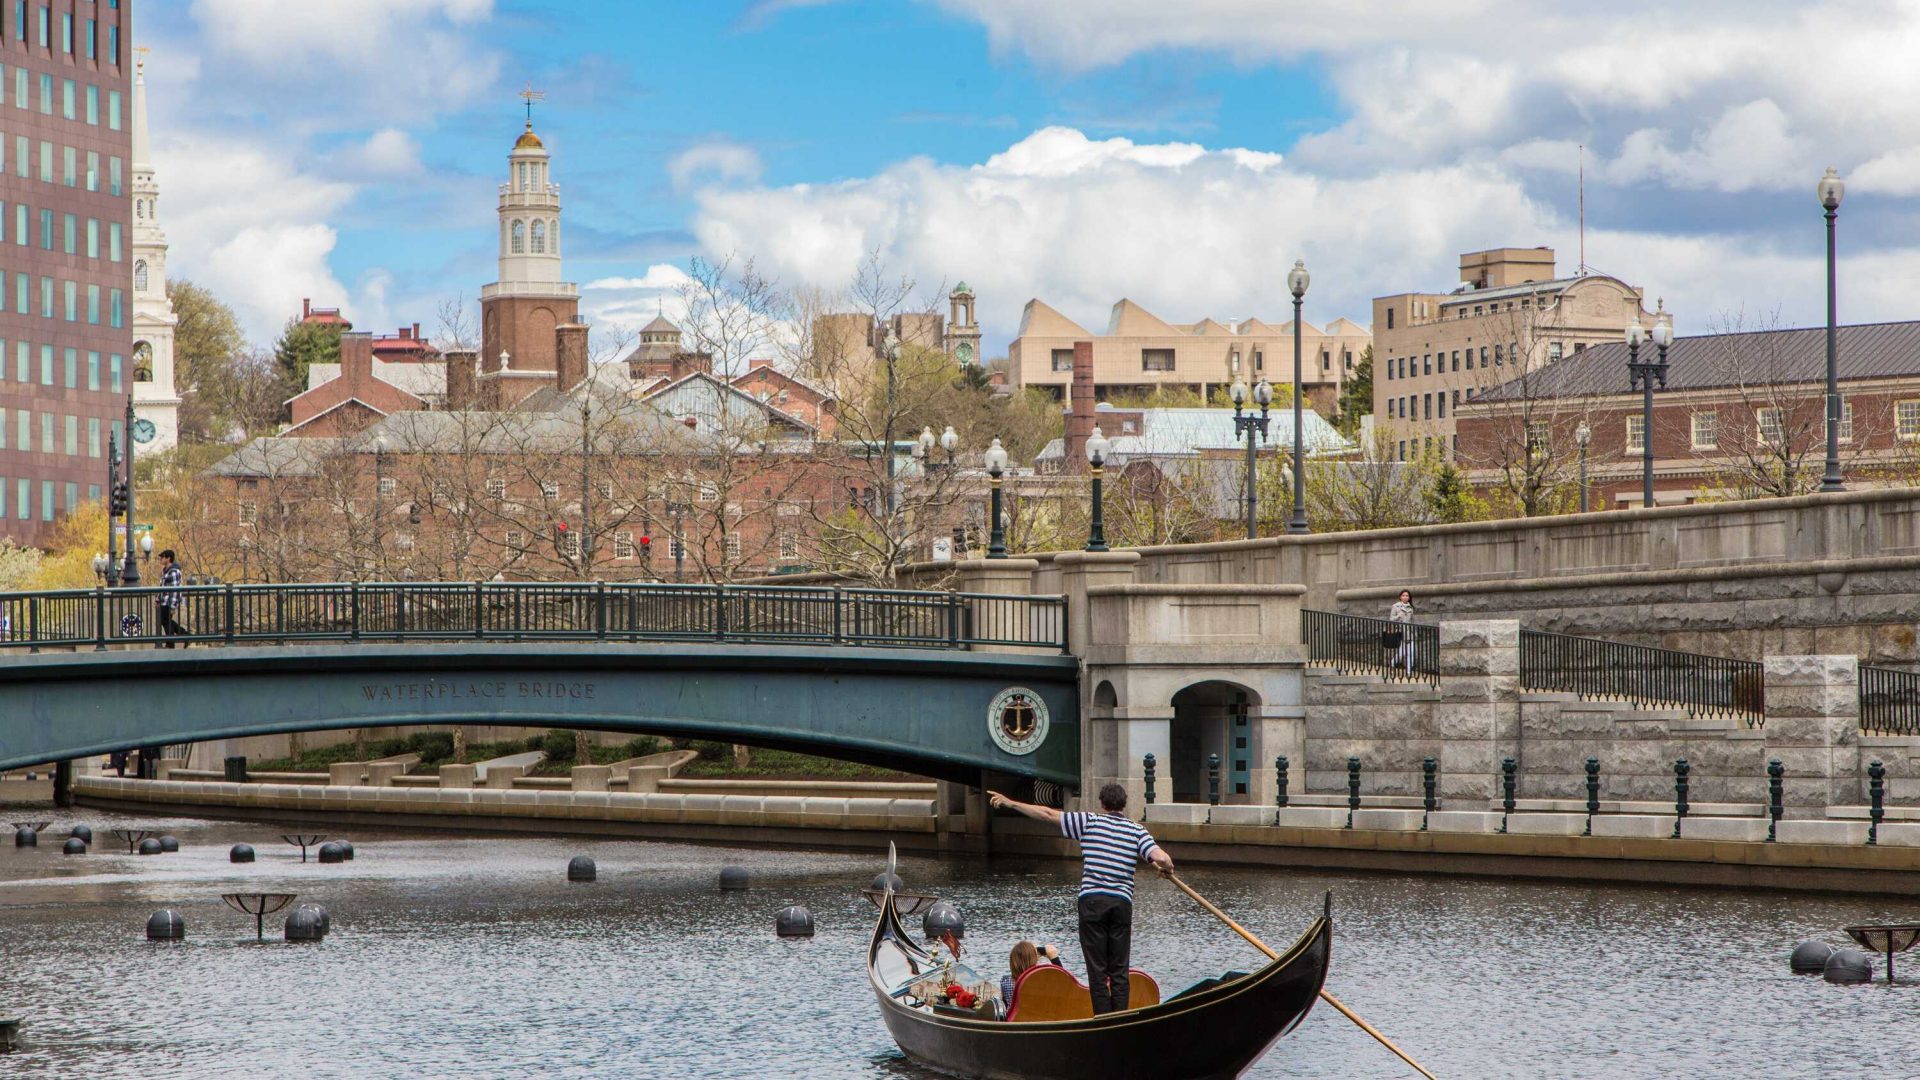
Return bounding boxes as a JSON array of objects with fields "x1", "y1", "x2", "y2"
[
  {"x1": 0, "y1": 0, "x2": 134, "y2": 546},
  {"x1": 1455, "y1": 320, "x2": 1920, "y2": 508}
]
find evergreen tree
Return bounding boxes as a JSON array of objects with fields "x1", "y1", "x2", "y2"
[
  {"x1": 272, "y1": 316, "x2": 343, "y2": 389},
  {"x1": 1337, "y1": 345, "x2": 1372, "y2": 432}
]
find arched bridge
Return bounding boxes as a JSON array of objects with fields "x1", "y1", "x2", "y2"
[{"x1": 0, "y1": 582, "x2": 1078, "y2": 784}]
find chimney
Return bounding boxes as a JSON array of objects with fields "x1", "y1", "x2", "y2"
[
  {"x1": 302, "y1": 298, "x2": 311, "y2": 319},
  {"x1": 750, "y1": 357, "x2": 773, "y2": 370},
  {"x1": 444, "y1": 349, "x2": 478, "y2": 410},
  {"x1": 1065, "y1": 339, "x2": 1095, "y2": 469},
  {"x1": 555, "y1": 322, "x2": 589, "y2": 392},
  {"x1": 412, "y1": 322, "x2": 422, "y2": 341},
  {"x1": 339, "y1": 332, "x2": 374, "y2": 387}
]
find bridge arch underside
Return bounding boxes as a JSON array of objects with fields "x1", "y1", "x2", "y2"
[{"x1": 0, "y1": 644, "x2": 1081, "y2": 785}]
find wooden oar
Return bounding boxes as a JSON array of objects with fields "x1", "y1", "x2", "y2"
[{"x1": 1167, "y1": 873, "x2": 1437, "y2": 1080}]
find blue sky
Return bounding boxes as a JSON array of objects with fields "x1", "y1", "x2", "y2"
[{"x1": 144, "y1": 1, "x2": 1920, "y2": 354}]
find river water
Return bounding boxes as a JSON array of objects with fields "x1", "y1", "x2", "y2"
[{"x1": 1, "y1": 809, "x2": 1916, "y2": 1079}]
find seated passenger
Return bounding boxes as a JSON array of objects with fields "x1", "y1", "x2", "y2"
[{"x1": 1000, "y1": 940, "x2": 1040, "y2": 1011}]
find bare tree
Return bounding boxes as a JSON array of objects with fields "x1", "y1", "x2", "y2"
[{"x1": 676, "y1": 255, "x2": 789, "y2": 377}]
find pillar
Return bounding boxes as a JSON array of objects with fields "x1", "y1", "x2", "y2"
[
  {"x1": 1762, "y1": 655, "x2": 1857, "y2": 816},
  {"x1": 949, "y1": 558, "x2": 1038, "y2": 654},
  {"x1": 1056, "y1": 550, "x2": 1139, "y2": 802},
  {"x1": 1433, "y1": 619, "x2": 1520, "y2": 801}
]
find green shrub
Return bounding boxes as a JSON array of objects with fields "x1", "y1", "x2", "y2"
[{"x1": 540, "y1": 728, "x2": 577, "y2": 763}]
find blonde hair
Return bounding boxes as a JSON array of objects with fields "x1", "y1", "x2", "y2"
[{"x1": 1009, "y1": 940, "x2": 1040, "y2": 977}]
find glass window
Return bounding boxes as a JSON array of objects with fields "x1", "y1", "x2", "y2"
[
  {"x1": 108, "y1": 23, "x2": 117, "y2": 65},
  {"x1": 35, "y1": 4, "x2": 45, "y2": 47},
  {"x1": 85, "y1": 216, "x2": 95, "y2": 257},
  {"x1": 87, "y1": 483, "x2": 97, "y2": 504},
  {"x1": 36, "y1": 138, "x2": 48, "y2": 181},
  {"x1": 63, "y1": 482, "x2": 75, "y2": 512},
  {"x1": 38, "y1": 343, "x2": 50, "y2": 384},
  {"x1": 63, "y1": 413, "x2": 75, "y2": 455},
  {"x1": 85, "y1": 149, "x2": 96, "y2": 190},
  {"x1": 133, "y1": 259, "x2": 145, "y2": 290},
  {"x1": 61, "y1": 144, "x2": 72, "y2": 185},
  {"x1": 84, "y1": 18, "x2": 93, "y2": 59},
  {"x1": 1050, "y1": 348, "x2": 1073, "y2": 372},
  {"x1": 61, "y1": 211, "x2": 72, "y2": 253},
  {"x1": 1756, "y1": 407, "x2": 1784, "y2": 445},
  {"x1": 12, "y1": 134, "x2": 23, "y2": 176},
  {"x1": 85, "y1": 84, "x2": 96, "y2": 125},
  {"x1": 510, "y1": 219, "x2": 524, "y2": 253},
  {"x1": 62, "y1": 279, "x2": 74, "y2": 321},
  {"x1": 108, "y1": 221, "x2": 120, "y2": 261},
  {"x1": 109, "y1": 155, "x2": 120, "y2": 195},
  {"x1": 62, "y1": 346, "x2": 73, "y2": 386},
  {"x1": 60, "y1": 11, "x2": 70, "y2": 54},
  {"x1": 38, "y1": 275, "x2": 50, "y2": 316},
  {"x1": 1141, "y1": 348, "x2": 1175, "y2": 372},
  {"x1": 1897, "y1": 401, "x2": 1920, "y2": 441},
  {"x1": 107, "y1": 89, "x2": 120, "y2": 130},
  {"x1": 37, "y1": 73, "x2": 49, "y2": 114},
  {"x1": 1625, "y1": 415, "x2": 1645, "y2": 453},
  {"x1": 109, "y1": 352, "x2": 121, "y2": 392},
  {"x1": 531, "y1": 219, "x2": 546, "y2": 253},
  {"x1": 86, "y1": 350, "x2": 97, "y2": 390},
  {"x1": 10, "y1": 67, "x2": 21, "y2": 109},
  {"x1": 85, "y1": 283, "x2": 96, "y2": 323},
  {"x1": 60, "y1": 77, "x2": 71, "y2": 118},
  {"x1": 109, "y1": 287, "x2": 121, "y2": 327},
  {"x1": 1837, "y1": 401, "x2": 1854, "y2": 444},
  {"x1": 87, "y1": 416, "x2": 99, "y2": 457},
  {"x1": 39, "y1": 411, "x2": 51, "y2": 451},
  {"x1": 11, "y1": 273, "x2": 21, "y2": 314},
  {"x1": 1691, "y1": 411, "x2": 1716, "y2": 450},
  {"x1": 40, "y1": 480, "x2": 51, "y2": 521}
]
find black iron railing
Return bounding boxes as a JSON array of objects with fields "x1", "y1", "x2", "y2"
[
  {"x1": 1301, "y1": 609, "x2": 1439, "y2": 687},
  {"x1": 1860, "y1": 666, "x2": 1920, "y2": 735},
  {"x1": 1519, "y1": 629, "x2": 1764, "y2": 726},
  {"x1": 0, "y1": 582, "x2": 1068, "y2": 654}
]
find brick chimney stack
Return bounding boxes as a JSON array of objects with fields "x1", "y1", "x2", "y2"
[
  {"x1": 444, "y1": 349, "x2": 478, "y2": 410},
  {"x1": 555, "y1": 323, "x2": 590, "y2": 392},
  {"x1": 1064, "y1": 340, "x2": 1095, "y2": 469},
  {"x1": 339, "y1": 331, "x2": 374, "y2": 388}
]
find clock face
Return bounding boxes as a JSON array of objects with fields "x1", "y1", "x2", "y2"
[
  {"x1": 954, "y1": 342, "x2": 975, "y2": 363},
  {"x1": 132, "y1": 418, "x2": 157, "y2": 444}
]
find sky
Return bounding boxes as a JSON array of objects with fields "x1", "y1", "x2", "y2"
[{"x1": 141, "y1": 0, "x2": 1920, "y2": 356}]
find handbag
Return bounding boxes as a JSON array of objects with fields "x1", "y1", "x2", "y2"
[{"x1": 1380, "y1": 628, "x2": 1403, "y2": 650}]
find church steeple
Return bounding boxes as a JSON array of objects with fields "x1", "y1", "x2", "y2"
[
  {"x1": 478, "y1": 84, "x2": 580, "y2": 402},
  {"x1": 130, "y1": 52, "x2": 180, "y2": 454},
  {"x1": 495, "y1": 83, "x2": 562, "y2": 288}
]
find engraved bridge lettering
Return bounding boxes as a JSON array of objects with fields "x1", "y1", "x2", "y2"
[{"x1": 359, "y1": 681, "x2": 598, "y2": 703}]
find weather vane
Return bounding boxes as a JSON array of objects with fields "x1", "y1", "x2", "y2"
[
  {"x1": 519, "y1": 80, "x2": 545, "y2": 126},
  {"x1": 136, "y1": 44, "x2": 149, "y2": 73}
]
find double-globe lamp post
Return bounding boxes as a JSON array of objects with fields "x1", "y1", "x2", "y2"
[
  {"x1": 1575, "y1": 421, "x2": 1592, "y2": 514},
  {"x1": 1085, "y1": 426, "x2": 1111, "y2": 552},
  {"x1": 1229, "y1": 378, "x2": 1273, "y2": 539},
  {"x1": 1819, "y1": 167, "x2": 1846, "y2": 493},
  {"x1": 1625, "y1": 314, "x2": 1673, "y2": 509},
  {"x1": 983, "y1": 438, "x2": 1009, "y2": 558},
  {"x1": 1286, "y1": 259, "x2": 1311, "y2": 535}
]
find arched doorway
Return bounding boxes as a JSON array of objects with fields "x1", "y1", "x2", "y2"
[{"x1": 1169, "y1": 681, "x2": 1257, "y2": 803}]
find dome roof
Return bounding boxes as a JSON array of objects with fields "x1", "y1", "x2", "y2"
[
  {"x1": 951, "y1": 281, "x2": 972, "y2": 295},
  {"x1": 514, "y1": 123, "x2": 545, "y2": 150}
]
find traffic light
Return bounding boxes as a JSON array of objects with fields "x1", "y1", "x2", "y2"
[{"x1": 109, "y1": 481, "x2": 128, "y2": 516}]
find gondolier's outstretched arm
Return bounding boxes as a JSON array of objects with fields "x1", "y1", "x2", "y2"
[{"x1": 988, "y1": 790, "x2": 1060, "y2": 825}]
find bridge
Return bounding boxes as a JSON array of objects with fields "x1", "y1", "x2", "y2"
[{"x1": 0, "y1": 582, "x2": 1079, "y2": 784}]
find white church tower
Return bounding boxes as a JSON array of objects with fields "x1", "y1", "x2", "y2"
[{"x1": 130, "y1": 54, "x2": 180, "y2": 454}]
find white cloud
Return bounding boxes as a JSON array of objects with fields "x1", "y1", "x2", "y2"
[
  {"x1": 667, "y1": 139, "x2": 764, "y2": 193},
  {"x1": 581, "y1": 264, "x2": 698, "y2": 338},
  {"x1": 340, "y1": 128, "x2": 423, "y2": 178},
  {"x1": 585, "y1": 265, "x2": 696, "y2": 292}
]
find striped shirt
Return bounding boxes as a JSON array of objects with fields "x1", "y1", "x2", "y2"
[{"x1": 1061, "y1": 811, "x2": 1161, "y2": 901}]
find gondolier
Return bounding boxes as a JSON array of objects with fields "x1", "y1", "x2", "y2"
[{"x1": 989, "y1": 784, "x2": 1173, "y2": 1014}]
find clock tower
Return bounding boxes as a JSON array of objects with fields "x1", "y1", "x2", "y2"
[
  {"x1": 944, "y1": 282, "x2": 981, "y2": 366},
  {"x1": 130, "y1": 54, "x2": 180, "y2": 454},
  {"x1": 478, "y1": 85, "x2": 580, "y2": 406}
]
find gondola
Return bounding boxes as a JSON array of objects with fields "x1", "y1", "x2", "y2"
[{"x1": 867, "y1": 885, "x2": 1332, "y2": 1080}]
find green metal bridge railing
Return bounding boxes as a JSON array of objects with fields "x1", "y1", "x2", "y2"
[{"x1": 0, "y1": 582, "x2": 1068, "y2": 654}]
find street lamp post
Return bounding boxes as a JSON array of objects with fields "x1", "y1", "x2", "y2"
[
  {"x1": 1819, "y1": 167, "x2": 1846, "y2": 492},
  {"x1": 1625, "y1": 316, "x2": 1673, "y2": 509},
  {"x1": 372, "y1": 435, "x2": 390, "y2": 580},
  {"x1": 1575, "y1": 421, "x2": 1593, "y2": 513},
  {"x1": 1230, "y1": 378, "x2": 1273, "y2": 539},
  {"x1": 1286, "y1": 259, "x2": 1311, "y2": 534},
  {"x1": 104, "y1": 431, "x2": 122, "y2": 587},
  {"x1": 1084, "y1": 426, "x2": 1110, "y2": 553},
  {"x1": 668, "y1": 501, "x2": 686, "y2": 582},
  {"x1": 983, "y1": 437, "x2": 1009, "y2": 559},
  {"x1": 119, "y1": 396, "x2": 139, "y2": 586}
]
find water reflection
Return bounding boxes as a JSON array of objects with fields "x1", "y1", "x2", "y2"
[{"x1": 1, "y1": 810, "x2": 1917, "y2": 1078}]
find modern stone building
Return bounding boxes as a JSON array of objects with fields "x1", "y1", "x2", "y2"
[
  {"x1": 0, "y1": 0, "x2": 135, "y2": 545},
  {"x1": 1007, "y1": 297, "x2": 1367, "y2": 415},
  {"x1": 1372, "y1": 247, "x2": 1656, "y2": 461}
]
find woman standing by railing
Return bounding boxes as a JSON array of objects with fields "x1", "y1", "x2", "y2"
[{"x1": 1385, "y1": 590, "x2": 1415, "y2": 675}]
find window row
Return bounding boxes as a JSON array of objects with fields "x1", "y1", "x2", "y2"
[
  {"x1": 1394, "y1": 435, "x2": 1456, "y2": 462},
  {"x1": 1, "y1": 475, "x2": 101, "y2": 523},
  {"x1": 1, "y1": 133, "x2": 125, "y2": 194},
  {"x1": 2, "y1": 201, "x2": 123, "y2": 258},
  {"x1": 1384, "y1": 344, "x2": 1516, "y2": 381},
  {"x1": 0, "y1": 341, "x2": 125, "y2": 390},
  {"x1": 0, "y1": 62, "x2": 122, "y2": 126},
  {"x1": 1385, "y1": 389, "x2": 1472, "y2": 422},
  {"x1": 0, "y1": 271, "x2": 124, "y2": 325},
  {"x1": 505, "y1": 217, "x2": 558, "y2": 255},
  {"x1": 0, "y1": 408, "x2": 120, "y2": 460},
  {"x1": 5, "y1": 3, "x2": 122, "y2": 67}
]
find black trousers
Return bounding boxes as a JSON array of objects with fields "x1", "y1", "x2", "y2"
[
  {"x1": 1077, "y1": 893, "x2": 1134, "y2": 1015},
  {"x1": 156, "y1": 605, "x2": 185, "y2": 647}
]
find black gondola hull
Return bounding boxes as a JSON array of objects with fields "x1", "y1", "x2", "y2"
[{"x1": 869, "y1": 893, "x2": 1332, "y2": 1080}]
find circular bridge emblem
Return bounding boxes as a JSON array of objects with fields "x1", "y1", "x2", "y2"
[{"x1": 987, "y1": 687, "x2": 1049, "y2": 756}]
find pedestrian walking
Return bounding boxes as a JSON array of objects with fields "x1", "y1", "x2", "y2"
[
  {"x1": 155, "y1": 549, "x2": 186, "y2": 648},
  {"x1": 1385, "y1": 589, "x2": 1415, "y2": 675}
]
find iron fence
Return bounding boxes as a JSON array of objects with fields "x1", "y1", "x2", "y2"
[
  {"x1": 1520, "y1": 629, "x2": 1764, "y2": 726},
  {"x1": 1300, "y1": 609, "x2": 1439, "y2": 687},
  {"x1": 1860, "y1": 665, "x2": 1920, "y2": 736},
  {"x1": 0, "y1": 582, "x2": 1068, "y2": 654}
]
